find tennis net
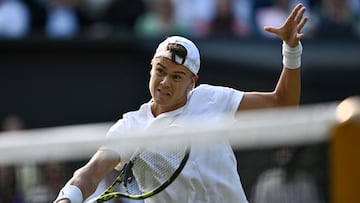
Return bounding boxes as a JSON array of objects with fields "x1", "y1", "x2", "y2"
[{"x1": 0, "y1": 97, "x2": 359, "y2": 203}]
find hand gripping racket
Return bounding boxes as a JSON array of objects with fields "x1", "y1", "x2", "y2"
[{"x1": 86, "y1": 146, "x2": 190, "y2": 203}]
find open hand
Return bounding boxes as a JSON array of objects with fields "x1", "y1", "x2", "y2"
[{"x1": 264, "y1": 3, "x2": 308, "y2": 47}]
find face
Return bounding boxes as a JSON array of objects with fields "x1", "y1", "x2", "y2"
[{"x1": 149, "y1": 57, "x2": 197, "y2": 115}]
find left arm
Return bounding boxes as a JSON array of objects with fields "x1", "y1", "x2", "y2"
[{"x1": 238, "y1": 3, "x2": 308, "y2": 111}]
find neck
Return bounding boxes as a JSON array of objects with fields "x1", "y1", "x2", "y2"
[{"x1": 151, "y1": 100, "x2": 187, "y2": 117}]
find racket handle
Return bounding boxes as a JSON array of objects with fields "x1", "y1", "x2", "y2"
[{"x1": 123, "y1": 161, "x2": 134, "y2": 187}]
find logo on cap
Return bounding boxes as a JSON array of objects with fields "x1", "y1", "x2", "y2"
[{"x1": 154, "y1": 36, "x2": 200, "y2": 75}]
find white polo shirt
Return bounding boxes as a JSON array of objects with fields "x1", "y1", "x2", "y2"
[{"x1": 105, "y1": 84, "x2": 248, "y2": 203}]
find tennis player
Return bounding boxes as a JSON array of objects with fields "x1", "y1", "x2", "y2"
[{"x1": 54, "y1": 3, "x2": 308, "y2": 203}]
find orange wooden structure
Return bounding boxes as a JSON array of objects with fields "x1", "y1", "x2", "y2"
[{"x1": 330, "y1": 97, "x2": 360, "y2": 203}]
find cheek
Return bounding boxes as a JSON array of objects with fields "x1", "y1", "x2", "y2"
[
  {"x1": 176, "y1": 83, "x2": 191, "y2": 97},
  {"x1": 187, "y1": 81, "x2": 194, "y2": 91},
  {"x1": 149, "y1": 77, "x2": 155, "y2": 91},
  {"x1": 185, "y1": 80, "x2": 194, "y2": 92},
  {"x1": 149, "y1": 75, "x2": 160, "y2": 92}
]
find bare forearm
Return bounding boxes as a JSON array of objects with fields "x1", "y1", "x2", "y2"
[
  {"x1": 54, "y1": 150, "x2": 120, "y2": 203},
  {"x1": 273, "y1": 67, "x2": 301, "y2": 106},
  {"x1": 239, "y1": 43, "x2": 302, "y2": 110},
  {"x1": 264, "y1": 3, "x2": 306, "y2": 107},
  {"x1": 54, "y1": 167, "x2": 102, "y2": 203},
  {"x1": 70, "y1": 168, "x2": 101, "y2": 199}
]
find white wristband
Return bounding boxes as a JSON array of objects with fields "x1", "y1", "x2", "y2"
[
  {"x1": 54, "y1": 185, "x2": 83, "y2": 203},
  {"x1": 282, "y1": 41, "x2": 303, "y2": 69}
]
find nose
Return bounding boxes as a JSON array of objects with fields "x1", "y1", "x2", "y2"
[{"x1": 160, "y1": 75, "x2": 171, "y2": 87}]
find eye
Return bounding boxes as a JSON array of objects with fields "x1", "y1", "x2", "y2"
[
  {"x1": 173, "y1": 74, "x2": 183, "y2": 81},
  {"x1": 156, "y1": 68, "x2": 165, "y2": 76}
]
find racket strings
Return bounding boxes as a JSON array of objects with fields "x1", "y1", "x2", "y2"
[{"x1": 128, "y1": 149, "x2": 187, "y2": 194}]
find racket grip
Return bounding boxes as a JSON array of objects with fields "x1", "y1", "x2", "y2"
[{"x1": 123, "y1": 161, "x2": 135, "y2": 187}]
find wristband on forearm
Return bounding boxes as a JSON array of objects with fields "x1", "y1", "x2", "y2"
[
  {"x1": 282, "y1": 41, "x2": 303, "y2": 69},
  {"x1": 54, "y1": 185, "x2": 83, "y2": 203}
]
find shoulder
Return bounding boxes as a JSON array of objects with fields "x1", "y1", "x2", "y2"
[
  {"x1": 190, "y1": 84, "x2": 220, "y2": 102},
  {"x1": 188, "y1": 84, "x2": 244, "y2": 113},
  {"x1": 192, "y1": 84, "x2": 242, "y2": 96},
  {"x1": 123, "y1": 102, "x2": 149, "y2": 119},
  {"x1": 107, "y1": 102, "x2": 150, "y2": 135},
  {"x1": 192, "y1": 84, "x2": 244, "y2": 102},
  {"x1": 194, "y1": 84, "x2": 227, "y2": 91}
]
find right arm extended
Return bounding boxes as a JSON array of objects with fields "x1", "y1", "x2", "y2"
[{"x1": 55, "y1": 149, "x2": 120, "y2": 203}]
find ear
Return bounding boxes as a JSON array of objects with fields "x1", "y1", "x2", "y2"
[
  {"x1": 192, "y1": 75, "x2": 198, "y2": 84},
  {"x1": 188, "y1": 75, "x2": 198, "y2": 91}
]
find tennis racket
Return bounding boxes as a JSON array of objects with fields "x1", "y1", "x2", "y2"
[{"x1": 86, "y1": 146, "x2": 190, "y2": 203}]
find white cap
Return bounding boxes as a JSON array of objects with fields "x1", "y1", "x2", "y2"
[{"x1": 153, "y1": 36, "x2": 201, "y2": 75}]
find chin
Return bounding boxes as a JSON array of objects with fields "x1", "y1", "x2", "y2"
[{"x1": 153, "y1": 97, "x2": 169, "y2": 105}]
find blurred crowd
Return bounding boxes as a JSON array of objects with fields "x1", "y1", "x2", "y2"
[{"x1": 0, "y1": 0, "x2": 359, "y2": 40}]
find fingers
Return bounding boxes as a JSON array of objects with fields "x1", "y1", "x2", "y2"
[
  {"x1": 296, "y1": 33, "x2": 305, "y2": 40},
  {"x1": 297, "y1": 17, "x2": 308, "y2": 33},
  {"x1": 287, "y1": 3, "x2": 304, "y2": 22},
  {"x1": 264, "y1": 3, "x2": 308, "y2": 41},
  {"x1": 294, "y1": 6, "x2": 307, "y2": 24},
  {"x1": 291, "y1": 4, "x2": 308, "y2": 40},
  {"x1": 263, "y1": 26, "x2": 278, "y2": 35},
  {"x1": 296, "y1": 14, "x2": 308, "y2": 40}
]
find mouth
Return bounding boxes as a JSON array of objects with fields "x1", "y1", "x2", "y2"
[{"x1": 157, "y1": 88, "x2": 171, "y2": 97}]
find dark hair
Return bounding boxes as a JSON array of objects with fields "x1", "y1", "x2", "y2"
[{"x1": 167, "y1": 43, "x2": 187, "y2": 64}]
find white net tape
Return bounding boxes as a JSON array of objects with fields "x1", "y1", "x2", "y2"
[{"x1": 0, "y1": 102, "x2": 339, "y2": 166}]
